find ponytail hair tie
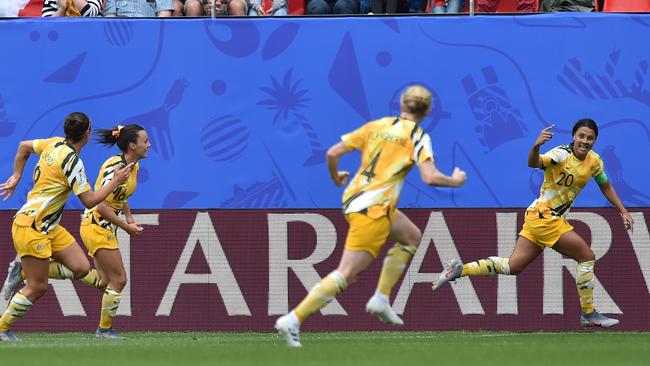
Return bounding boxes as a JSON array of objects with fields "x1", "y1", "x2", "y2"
[{"x1": 111, "y1": 125, "x2": 124, "y2": 138}]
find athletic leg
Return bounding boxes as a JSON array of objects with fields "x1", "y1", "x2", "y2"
[{"x1": 553, "y1": 231, "x2": 617, "y2": 327}]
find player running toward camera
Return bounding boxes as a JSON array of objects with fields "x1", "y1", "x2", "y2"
[
  {"x1": 80, "y1": 124, "x2": 149, "y2": 339},
  {"x1": 431, "y1": 119, "x2": 634, "y2": 328},
  {"x1": 0, "y1": 112, "x2": 133, "y2": 342},
  {"x1": 1, "y1": 124, "x2": 150, "y2": 339},
  {"x1": 275, "y1": 85, "x2": 467, "y2": 347}
]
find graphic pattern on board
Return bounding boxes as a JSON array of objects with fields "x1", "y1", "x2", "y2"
[{"x1": 0, "y1": 14, "x2": 648, "y2": 209}]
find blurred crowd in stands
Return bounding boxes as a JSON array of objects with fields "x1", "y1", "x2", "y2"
[{"x1": 1, "y1": 0, "x2": 649, "y2": 18}]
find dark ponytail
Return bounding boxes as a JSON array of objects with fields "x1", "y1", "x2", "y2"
[
  {"x1": 572, "y1": 118, "x2": 599, "y2": 138},
  {"x1": 64, "y1": 112, "x2": 91, "y2": 143},
  {"x1": 96, "y1": 124, "x2": 145, "y2": 152}
]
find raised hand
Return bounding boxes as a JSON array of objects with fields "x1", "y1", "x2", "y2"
[
  {"x1": 534, "y1": 124, "x2": 555, "y2": 147},
  {"x1": 0, "y1": 175, "x2": 20, "y2": 201}
]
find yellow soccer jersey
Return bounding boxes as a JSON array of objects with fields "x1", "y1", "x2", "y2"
[
  {"x1": 83, "y1": 154, "x2": 139, "y2": 232},
  {"x1": 14, "y1": 137, "x2": 90, "y2": 233},
  {"x1": 528, "y1": 144, "x2": 606, "y2": 218},
  {"x1": 341, "y1": 117, "x2": 434, "y2": 218}
]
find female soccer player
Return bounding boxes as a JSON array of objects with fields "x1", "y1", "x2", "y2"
[
  {"x1": 275, "y1": 85, "x2": 468, "y2": 347},
  {"x1": 0, "y1": 112, "x2": 133, "y2": 341},
  {"x1": 432, "y1": 119, "x2": 634, "y2": 328},
  {"x1": 79, "y1": 124, "x2": 150, "y2": 339}
]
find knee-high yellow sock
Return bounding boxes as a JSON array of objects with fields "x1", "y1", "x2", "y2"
[
  {"x1": 99, "y1": 287, "x2": 122, "y2": 329},
  {"x1": 576, "y1": 260, "x2": 595, "y2": 314},
  {"x1": 294, "y1": 271, "x2": 347, "y2": 323},
  {"x1": 0, "y1": 292, "x2": 33, "y2": 332},
  {"x1": 48, "y1": 261, "x2": 74, "y2": 280},
  {"x1": 81, "y1": 269, "x2": 103, "y2": 289},
  {"x1": 377, "y1": 243, "x2": 416, "y2": 296},
  {"x1": 461, "y1": 256, "x2": 511, "y2": 277}
]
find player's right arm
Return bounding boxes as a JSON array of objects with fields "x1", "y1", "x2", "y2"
[
  {"x1": 528, "y1": 124, "x2": 555, "y2": 168},
  {"x1": 327, "y1": 122, "x2": 371, "y2": 187},
  {"x1": 326, "y1": 142, "x2": 351, "y2": 187},
  {"x1": 0, "y1": 140, "x2": 36, "y2": 201},
  {"x1": 77, "y1": 163, "x2": 134, "y2": 209}
]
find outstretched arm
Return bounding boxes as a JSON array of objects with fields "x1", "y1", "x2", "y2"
[
  {"x1": 326, "y1": 142, "x2": 352, "y2": 187},
  {"x1": 0, "y1": 140, "x2": 35, "y2": 201},
  {"x1": 599, "y1": 181, "x2": 634, "y2": 232},
  {"x1": 418, "y1": 159, "x2": 466, "y2": 187}
]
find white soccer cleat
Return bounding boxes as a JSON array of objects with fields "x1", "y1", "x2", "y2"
[
  {"x1": 275, "y1": 312, "x2": 302, "y2": 348},
  {"x1": 0, "y1": 331, "x2": 18, "y2": 342},
  {"x1": 0, "y1": 259, "x2": 23, "y2": 312},
  {"x1": 96, "y1": 327, "x2": 126, "y2": 339},
  {"x1": 580, "y1": 311, "x2": 619, "y2": 328},
  {"x1": 431, "y1": 259, "x2": 463, "y2": 291},
  {"x1": 366, "y1": 294, "x2": 403, "y2": 326}
]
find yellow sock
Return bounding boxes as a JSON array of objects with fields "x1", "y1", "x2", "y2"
[
  {"x1": 48, "y1": 261, "x2": 74, "y2": 280},
  {"x1": 0, "y1": 292, "x2": 33, "y2": 332},
  {"x1": 294, "y1": 271, "x2": 347, "y2": 323},
  {"x1": 576, "y1": 261, "x2": 595, "y2": 314},
  {"x1": 377, "y1": 243, "x2": 416, "y2": 296},
  {"x1": 99, "y1": 287, "x2": 122, "y2": 329},
  {"x1": 81, "y1": 269, "x2": 103, "y2": 289},
  {"x1": 461, "y1": 256, "x2": 511, "y2": 277}
]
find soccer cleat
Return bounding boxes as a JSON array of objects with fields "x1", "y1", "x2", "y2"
[
  {"x1": 431, "y1": 259, "x2": 463, "y2": 291},
  {"x1": 0, "y1": 331, "x2": 19, "y2": 342},
  {"x1": 580, "y1": 311, "x2": 619, "y2": 328},
  {"x1": 1, "y1": 259, "x2": 23, "y2": 302},
  {"x1": 274, "y1": 313, "x2": 302, "y2": 348},
  {"x1": 365, "y1": 295, "x2": 403, "y2": 326},
  {"x1": 96, "y1": 327, "x2": 125, "y2": 339}
]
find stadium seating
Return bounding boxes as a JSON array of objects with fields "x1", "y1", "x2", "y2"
[
  {"x1": 603, "y1": 0, "x2": 650, "y2": 12},
  {"x1": 426, "y1": 0, "x2": 540, "y2": 13},
  {"x1": 17, "y1": 0, "x2": 42, "y2": 16},
  {"x1": 15, "y1": 0, "x2": 304, "y2": 16},
  {"x1": 287, "y1": 0, "x2": 305, "y2": 14},
  {"x1": 493, "y1": 0, "x2": 539, "y2": 12},
  {"x1": 263, "y1": 0, "x2": 304, "y2": 15}
]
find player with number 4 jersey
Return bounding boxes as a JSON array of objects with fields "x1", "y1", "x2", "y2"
[{"x1": 274, "y1": 85, "x2": 467, "y2": 347}]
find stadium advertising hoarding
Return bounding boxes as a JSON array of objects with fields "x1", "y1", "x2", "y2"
[{"x1": 1, "y1": 208, "x2": 648, "y2": 332}]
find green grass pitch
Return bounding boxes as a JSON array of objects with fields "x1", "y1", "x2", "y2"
[{"x1": 1, "y1": 332, "x2": 649, "y2": 366}]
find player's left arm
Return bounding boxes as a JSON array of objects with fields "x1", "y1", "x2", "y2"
[
  {"x1": 326, "y1": 142, "x2": 352, "y2": 187},
  {"x1": 597, "y1": 176, "x2": 634, "y2": 232},
  {"x1": 97, "y1": 200, "x2": 143, "y2": 236},
  {"x1": 122, "y1": 201, "x2": 134, "y2": 224}
]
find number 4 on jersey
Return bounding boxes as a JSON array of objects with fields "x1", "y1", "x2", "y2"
[{"x1": 361, "y1": 151, "x2": 381, "y2": 182}]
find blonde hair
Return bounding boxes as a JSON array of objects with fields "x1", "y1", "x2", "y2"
[
  {"x1": 65, "y1": 0, "x2": 81, "y2": 16},
  {"x1": 400, "y1": 85, "x2": 432, "y2": 118}
]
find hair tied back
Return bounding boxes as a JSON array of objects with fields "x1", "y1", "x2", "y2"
[{"x1": 112, "y1": 125, "x2": 124, "y2": 138}]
